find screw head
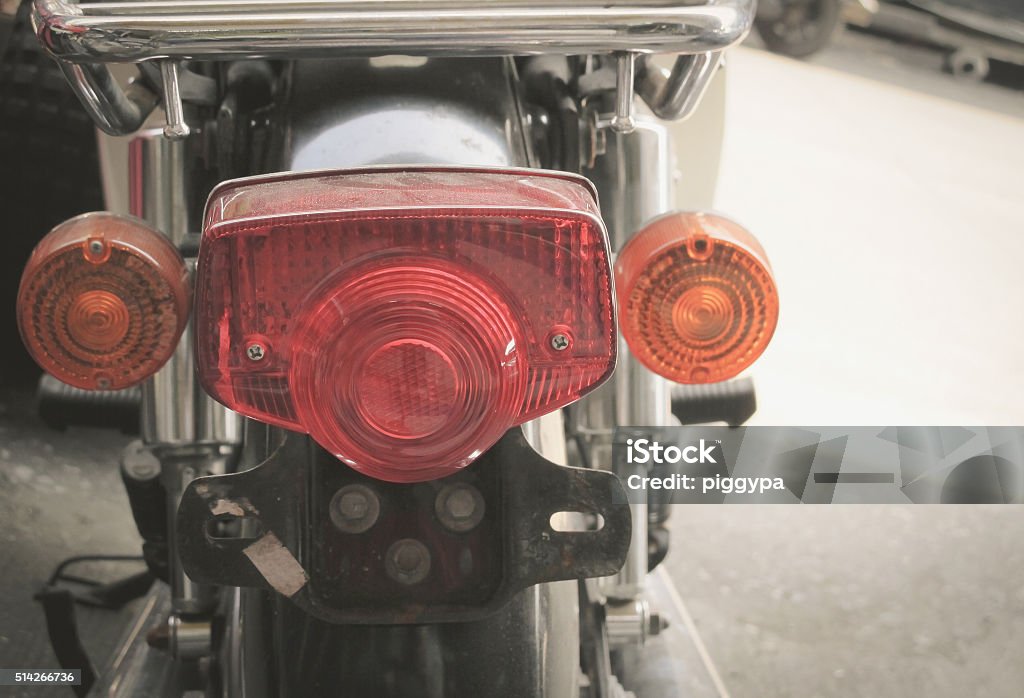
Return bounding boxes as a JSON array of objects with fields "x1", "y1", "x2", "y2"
[
  {"x1": 385, "y1": 539, "x2": 431, "y2": 585},
  {"x1": 550, "y1": 333, "x2": 570, "y2": 351},
  {"x1": 246, "y1": 343, "x2": 265, "y2": 361},
  {"x1": 339, "y1": 492, "x2": 368, "y2": 518},
  {"x1": 435, "y1": 483, "x2": 485, "y2": 533},
  {"x1": 329, "y1": 484, "x2": 380, "y2": 534}
]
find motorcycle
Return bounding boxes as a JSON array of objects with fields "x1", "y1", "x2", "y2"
[{"x1": 6, "y1": 1, "x2": 780, "y2": 696}]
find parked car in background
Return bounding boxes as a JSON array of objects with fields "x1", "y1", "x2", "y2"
[{"x1": 867, "y1": 1, "x2": 1024, "y2": 80}]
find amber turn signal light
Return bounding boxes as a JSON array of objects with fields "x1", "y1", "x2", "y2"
[
  {"x1": 17, "y1": 212, "x2": 190, "y2": 390},
  {"x1": 615, "y1": 212, "x2": 779, "y2": 384}
]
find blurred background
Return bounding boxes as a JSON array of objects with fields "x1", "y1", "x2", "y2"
[
  {"x1": 1, "y1": 1, "x2": 1023, "y2": 696},
  {"x1": 667, "y1": 4, "x2": 1024, "y2": 697}
]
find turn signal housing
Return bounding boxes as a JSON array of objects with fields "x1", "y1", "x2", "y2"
[
  {"x1": 615, "y1": 212, "x2": 778, "y2": 384},
  {"x1": 17, "y1": 213, "x2": 190, "y2": 390}
]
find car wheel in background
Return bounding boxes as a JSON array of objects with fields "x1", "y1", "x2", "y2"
[{"x1": 755, "y1": 0, "x2": 844, "y2": 58}]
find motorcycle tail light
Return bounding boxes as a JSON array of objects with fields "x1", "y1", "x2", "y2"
[
  {"x1": 17, "y1": 212, "x2": 190, "y2": 391},
  {"x1": 615, "y1": 212, "x2": 778, "y2": 384},
  {"x1": 196, "y1": 167, "x2": 616, "y2": 482}
]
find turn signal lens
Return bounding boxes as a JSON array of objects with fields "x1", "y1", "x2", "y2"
[
  {"x1": 615, "y1": 212, "x2": 778, "y2": 384},
  {"x1": 17, "y1": 213, "x2": 190, "y2": 390},
  {"x1": 196, "y1": 167, "x2": 616, "y2": 482}
]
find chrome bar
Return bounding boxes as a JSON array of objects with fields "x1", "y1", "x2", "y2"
[
  {"x1": 610, "y1": 52, "x2": 637, "y2": 134},
  {"x1": 158, "y1": 61, "x2": 190, "y2": 140},
  {"x1": 34, "y1": 0, "x2": 753, "y2": 62},
  {"x1": 128, "y1": 126, "x2": 241, "y2": 621},
  {"x1": 56, "y1": 62, "x2": 157, "y2": 135},
  {"x1": 637, "y1": 50, "x2": 723, "y2": 121},
  {"x1": 128, "y1": 128, "x2": 242, "y2": 447},
  {"x1": 581, "y1": 107, "x2": 676, "y2": 601},
  {"x1": 34, "y1": 0, "x2": 751, "y2": 135}
]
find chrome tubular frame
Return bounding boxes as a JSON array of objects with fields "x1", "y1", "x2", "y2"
[
  {"x1": 128, "y1": 128, "x2": 243, "y2": 622},
  {"x1": 35, "y1": 0, "x2": 753, "y2": 61},
  {"x1": 32, "y1": 0, "x2": 753, "y2": 134},
  {"x1": 579, "y1": 105, "x2": 678, "y2": 601}
]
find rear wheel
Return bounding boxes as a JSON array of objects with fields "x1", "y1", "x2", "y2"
[{"x1": 755, "y1": 0, "x2": 843, "y2": 58}]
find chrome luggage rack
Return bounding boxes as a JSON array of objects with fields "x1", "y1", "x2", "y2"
[{"x1": 32, "y1": 0, "x2": 754, "y2": 135}]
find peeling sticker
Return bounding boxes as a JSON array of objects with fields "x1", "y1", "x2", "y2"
[
  {"x1": 210, "y1": 499, "x2": 246, "y2": 517},
  {"x1": 243, "y1": 532, "x2": 308, "y2": 598}
]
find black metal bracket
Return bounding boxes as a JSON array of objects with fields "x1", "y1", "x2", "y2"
[{"x1": 177, "y1": 427, "x2": 631, "y2": 625}]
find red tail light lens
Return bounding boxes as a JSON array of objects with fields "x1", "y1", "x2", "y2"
[
  {"x1": 615, "y1": 212, "x2": 778, "y2": 384},
  {"x1": 196, "y1": 167, "x2": 615, "y2": 482},
  {"x1": 17, "y1": 212, "x2": 190, "y2": 390}
]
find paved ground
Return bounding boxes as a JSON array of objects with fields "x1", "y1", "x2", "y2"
[
  {"x1": 661, "y1": 29, "x2": 1024, "y2": 698},
  {"x1": 0, "y1": 390, "x2": 140, "y2": 697},
  {"x1": 1, "y1": 22, "x2": 1023, "y2": 698}
]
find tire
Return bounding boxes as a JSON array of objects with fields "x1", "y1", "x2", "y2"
[
  {"x1": 755, "y1": 0, "x2": 843, "y2": 58},
  {"x1": 0, "y1": 0, "x2": 102, "y2": 387}
]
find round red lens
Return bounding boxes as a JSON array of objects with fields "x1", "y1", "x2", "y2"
[{"x1": 290, "y1": 257, "x2": 527, "y2": 482}]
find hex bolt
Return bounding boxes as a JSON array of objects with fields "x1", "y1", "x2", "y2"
[
  {"x1": 246, "y1": 343, "x2": 265, "y2": 361},
  {"x1": 339, "y1": 492, "x2": 368, "y2": 518},
  {"x1": 648, "y1": 613, "x2": 669, "y2": 636},
  {"x1": 435, "y1": 483, "x2": 485, "y2": 533},
  {"x1": 329, "y1": 484, "x2": 380, "y2": 534},
  {"x1": 550, "y1": 333, "x2": 570, "y2": 351},
  {"x1": 385, "y1": 539, "x2": 431, "y2": 585},
  {"x1": 447, "y1": 489, "x2": 475, "y2": 519}
]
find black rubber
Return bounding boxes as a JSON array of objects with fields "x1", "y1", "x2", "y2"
[
  {"x1": 35, "y1": 589, "x2": 97, "y2": 697},
  {"x1": 0, "y1": 0, "x2": 103, "y2": 387},
  {"x1": 670, "y1": 377, "x2": 758, "y2": 428}
]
